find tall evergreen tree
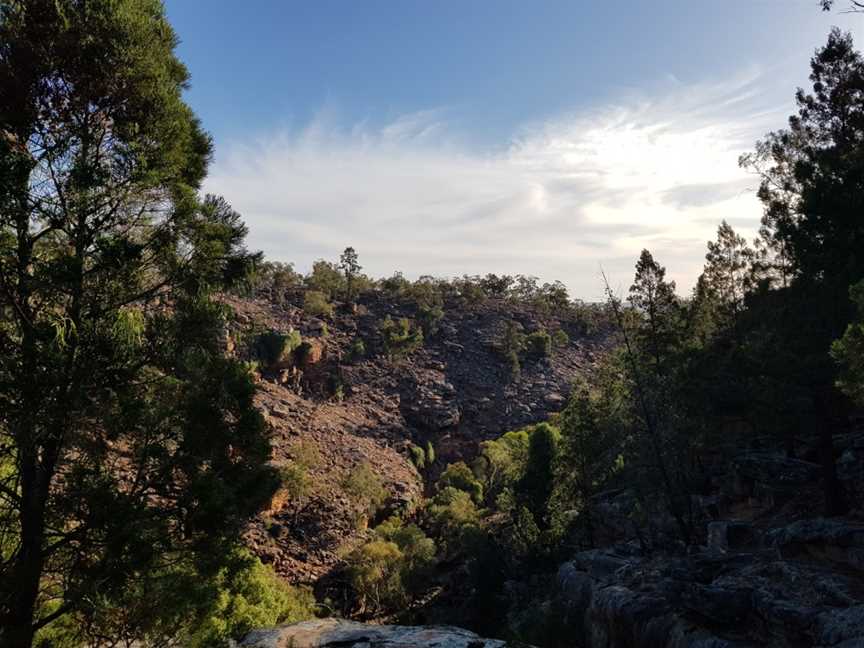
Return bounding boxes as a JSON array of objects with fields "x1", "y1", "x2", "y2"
[
  {"x1": 339, "y1": 246, "x2": 361, "y2": 303},
  {"x1": 628, "y1": 249, "x2": 679, "y2": 374},
  {"x1": 0, "y1": 2, "x2": 277, "y2": 644},
  {"x1": 743, "y1": 29, "x2": 864, "y2": 332}
]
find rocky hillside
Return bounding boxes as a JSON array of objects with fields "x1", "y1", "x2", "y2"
[{"x1": 221, "y1": 289, "x2": 609, "y2": 584}]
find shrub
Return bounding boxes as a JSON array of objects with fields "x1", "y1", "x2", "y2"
[
  {"x1": 255, "y1": 329, "x2": 302, "y2": 366},
  {"x1": 525, "y1": 330, "x2": 552, "y2": 359},
  {"x1": 306, "y1": 260, "x2": 345, "y2": 300},
  {"x1": 343, "y1": 463, "x2": 388, "y2": 525},
  {"x1": 427, "y1": 487, "x2": 483, "y2": 556},
  {"x1": 349, "y1": 338, "x2": 366, "y2": 362},
  {"x1": 438, "y1": 461, "x2": 484, "y2": 504},
  {"x1": 303, "y1": 290, "x2": 334, "y2": 318},
  {"x1": 408, "y1": 444, "x2": 426, "y2": 470},
  {"x1": 379, "y1": 316, "x2": 423, "y2": 359},
  {"x1": 279, "y1": 463, "x2": 311, "y2": 503},
  {"x1": 182, "y1": 552, "x2": 315, "y2": 646},
  {"x1": 417, "y1": 303, "x2": 444, "y2": 337},
  {"x1": 34, "y1": 550, "x2": 315, "y2": 648},
  {"x1": 346, "y1": 540, "x2": 405, "y2": 614},
  {"x1": 425, "y1": 441, "x2": 436, "y2": 466},
  {"x1": 552, "y1": 329, "x2": 570, "y2": 348}
]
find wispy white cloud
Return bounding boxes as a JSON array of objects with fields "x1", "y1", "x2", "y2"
[{"x1": 206, "y1": 69, "x2": 785, "y2": 300}]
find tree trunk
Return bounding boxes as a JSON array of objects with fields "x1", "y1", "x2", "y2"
[{"x1": 0, "y1": 448, "x2": 45, "y2": 648}]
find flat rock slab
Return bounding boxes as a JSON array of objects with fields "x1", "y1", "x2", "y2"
[{"x1": 240, "y1": 618, "x2": 511, "y2": 648}]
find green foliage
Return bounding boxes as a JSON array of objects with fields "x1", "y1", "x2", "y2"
[
  {"x1": 306, "y1": 260, "x2": 345, "y2": 300},
  {"x1": 497, "y1": 320, "x2": 525, "y2": 381},
  {"x1": 250, "y1": 261, "x2": 300, "y2": 302},
  {"x1": 525, "y1": 330, "x2": 552, "y2": 359},
  {"x1": 515, "y1": 424, "x2": 561, "y2": 529},
  {"x1": 303, "y1": 290, "x2": 334, "y2": 318},
  {"x1": 379, "y1": 316, "x2": 423, "y2": 359},
  {"x1": 349, "y1": 338, "x2": 367, "y2": 362},
  {"x1": 417, "y1": 303, "x2": 445, "y2": 337},
  {"x1": 343, "y1": 463, "x2": 388, "y2": 525},
  {"x1": 629, "y1": 249, "x2": 681, "y2": 373},
  {"x1": 345, "y1": 516, "x2": 436, "y2": 618},
  {"x1": 279, "y1": 463, "x2": 311, "y2": 503},
  {"x1": 0, "y1": 1, "x2": 277, "y2": 640},
  {"x1": 339, "y1": 247, "x2": 362, "y2": 303},
  {"x1": 425, "y1": 441, "x2": 436, "y2": 466},
  {"x1": 552, "y1": 329, "x2": 570, "y2": 347},
  {"x1": 346, "y1": 540, "x2": 405, "y2": 615},
  {"x1": 33, "y1": 550, "x2": 314, "y2": 648},
  {"x1": 254, "y1": 329, "x2": 302, "y2": 367},
  {"x1": 427, "y1": 487, "x2": 482, "y2": 556},
  {"x1": 438, "y1": 461, "x2": 484, "y2": 504},
  {"x1": 374, "y1": 517, "x2": 436, "y2": 591},
  {"x1": 472, "y1": 429, "x2": 531, "y2": 505},
  {"x1": 832, "y1": 280, "x2": 864, "y2": 405},
  {"x1": 408, "y1": 444, "x2": 426, "y2": 470}
]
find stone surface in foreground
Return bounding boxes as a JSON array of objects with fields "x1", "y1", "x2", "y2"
[{"x1": 239, "y1": 618, "x2": 511, "y2": 648}]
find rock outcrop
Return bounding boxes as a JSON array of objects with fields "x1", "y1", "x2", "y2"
[
  {"x1": 557, "y1": 538, "x2": 864, "y2": 647},
  {"x1": 239, "y1": 618, "x2": 513, "y2": 648}
]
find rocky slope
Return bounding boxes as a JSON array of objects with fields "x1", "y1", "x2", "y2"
[{"x1": 222, "y1": 290, "x2": 608, "y2": 584}]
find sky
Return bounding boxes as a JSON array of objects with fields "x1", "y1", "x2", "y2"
[{"x1": 164, "y1": 0, "x2": 863, "y2": 300}]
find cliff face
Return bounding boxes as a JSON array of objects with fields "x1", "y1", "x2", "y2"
[{"x1": 222, "y1": 291, "x2": 608, "y2": 584}]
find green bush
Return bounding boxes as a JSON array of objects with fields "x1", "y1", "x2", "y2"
[
  {"x1": 279, "y1": 463, "x2": 311, "y2": 502},
  {"x1": 306, "y1": 260, "x2": 345, "y2": 300},
  {"x1": 552, "y1": 329, "x2": 570, "y2": 348},
  {"x1": 347, "y1": 540, "x2": 404, "y2": 614},
  {"x1": 303, "y1": 290, "x2": 334, "y2": 318},
  {"x1": 379, "y1": 316, "x2": 423, "y2": 359},
  {"x1": 408, "y1": 444, "x2": 426, "y2": 470},
  {"x1": 427, "y1": 487, "x2": 483, "y2": 556},
  {"x1": 255, "y1": 329, "x2": 302, "y2": 366},
  {"x1": 183, "y1": 553, "x2": 315, "y2": 646},
  {"x1": 34, "y1": 550, "x2": 315, "y2": 648},
  {"x1": 525, "y1": 330, "x2": 552, "y2": 359},
  {"x1": 425, "y1": 441, "x2": 436, "y2": 466},
  {"x1": 438, "y1": 461, "x2": 484, "y2": 504},
  {"x1": 349, "y1": 338, "x2": 366, "y2": 362},
  {"x1": 417, "y1": 303, "x2": 444, "y2": 337},
  {"x1": 343, "y1": 463, "x2": 388, "y2": 525}
]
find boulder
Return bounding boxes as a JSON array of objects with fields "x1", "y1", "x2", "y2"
[
  {"x1": 239, "y1": 619, "x2": 511, "y2": 647},
  {"x1": 766, "y1": 518, "x2": 864, "y2": 572}
]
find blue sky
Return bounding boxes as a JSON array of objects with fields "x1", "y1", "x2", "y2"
[{"x1": 165, "y1": 1, "x2": 862, "y2": 299}]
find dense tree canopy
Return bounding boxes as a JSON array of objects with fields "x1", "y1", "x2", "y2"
[{"x1": 0, "y1": 1, "x2": 277, "y2": 645}]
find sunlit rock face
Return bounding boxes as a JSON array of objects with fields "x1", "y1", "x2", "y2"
[{"x1": 239, "y1": 618, "x2": 513, "y2": 647}]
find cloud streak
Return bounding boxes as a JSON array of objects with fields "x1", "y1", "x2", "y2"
[{"x1": 206, "y1": 70, "x2": 784, "y2": 300}]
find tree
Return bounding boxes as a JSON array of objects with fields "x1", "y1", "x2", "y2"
[
  {"x1": 306, "y1": 259, "x2": 344, "y2": 300},
  {"x1": 515, "y1": 424, "x2": 560, "y2": 530},
  {"x1": 0, "y1": 2, "x2": 277, "y2": 644},
  {"x1": 822, "y1": 1, "x2": 864, "y2": 11},
  {"x1": 702, "y1": 222, "x2": 754, "y2": 336},
  {"x1": 628, "y1": 250, "x2": 679, "y2": 374},
  {"x1": 742, "y1": 30, "x2": 864, "y2": 331},
  {"x1": 339, "y1": 246, "x2": 361, "y2": 303},
  {"x1": 558, "y1": 381, "x2": 623, "y2": 547},
  {"x1": 832, "y1": 280, "x2": 864, "y2": 404}
]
